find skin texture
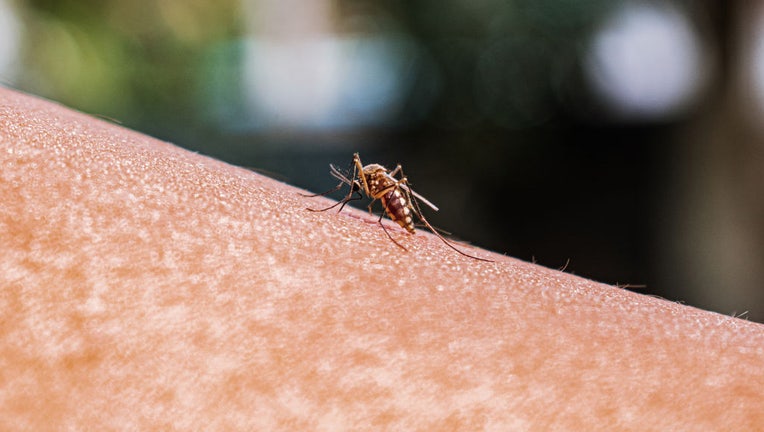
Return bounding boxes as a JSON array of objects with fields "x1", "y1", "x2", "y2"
[{"x1": 1, "y1": 87, "x2": 763, "y2": 430}]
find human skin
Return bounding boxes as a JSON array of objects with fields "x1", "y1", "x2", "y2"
[{"x1": 1, "y1": 87, "x2": 763, "y2": 430}]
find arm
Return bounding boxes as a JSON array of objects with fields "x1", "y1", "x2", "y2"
[{"x1": 1, "y1": 87, "x2": 762, "y2": 430}]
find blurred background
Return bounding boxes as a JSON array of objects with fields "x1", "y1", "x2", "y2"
[{"x1": 2, "y1": 0, "x2": 764, "y2": 322}]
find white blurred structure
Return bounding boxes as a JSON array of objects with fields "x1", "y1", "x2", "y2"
[
  {"x1": 238, "y1": 0, "x2": 420, "y2": 132},
  {"x1": 585, "y1": 1, "x2": 710, "y2": 120},
  {"x1": 0, "y1": 0, "x2": 21, "y2": 83}
]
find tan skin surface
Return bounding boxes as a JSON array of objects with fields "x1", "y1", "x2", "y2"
[{"x1": 1, "y1": 87, "x2": 763, "y2": 430}]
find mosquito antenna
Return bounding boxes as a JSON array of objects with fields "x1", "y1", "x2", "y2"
[
  {"x1": 297, "y1": 164, "x2": 360, "y2": 201},
  {"x1": 304, "y1": 163, "x2": 363, "y2": 212},
  {"x1": 329, "y1": 164, "x2": 353, "y2": 185}
]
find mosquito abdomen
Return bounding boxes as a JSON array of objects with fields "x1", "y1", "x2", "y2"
[{"x1": 381, "y1": 187, "x2": 415, "y2": 233}]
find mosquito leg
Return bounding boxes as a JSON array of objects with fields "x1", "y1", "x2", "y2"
[
  {"x1": 299, "y1": 181, "x2": 345, "y2": 198},
  {"x1": 307, "y1": 188, "x2": 362, "y2": 212},
  {"x1": 366, "y1": 198, "x2": 379, "y2": 215},
  {"x1": 377, "y1": 211, "x2": 407, "y2": 251},
  {"x1": 353, "y1": 154, "x2": 370, "y2": 195},
  {"x1": 337, "y1": 190, "x2": 363, "y2": 212},
  {"x1": 306, "y1": 199, "x2": 344, "y2": 212},
  {"x1": 419, "y1": 212, "x2": 492, "y2": 262},
  {"x1": 407, "y1": 189, "x2": 493, "y2": 262},
  {"x1": 413, "y1": 222, "x2": 452, "y2": 236}
]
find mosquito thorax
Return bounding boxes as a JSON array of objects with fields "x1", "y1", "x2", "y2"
[{"x1": 362, "y1": 163, "x2": 387, "y2": 175}]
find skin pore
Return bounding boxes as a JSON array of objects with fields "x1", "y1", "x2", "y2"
[{"x1": 1, "y1": 87, "x2": 763, "y2": 430}]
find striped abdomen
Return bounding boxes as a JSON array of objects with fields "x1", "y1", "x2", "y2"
[{"x1": 381, "y1": 187, "x2": 415, "y2": 233}]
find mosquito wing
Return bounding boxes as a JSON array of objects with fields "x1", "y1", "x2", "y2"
[{"x1": 401, "y1": 184, "x2": 439, "y2": 212}]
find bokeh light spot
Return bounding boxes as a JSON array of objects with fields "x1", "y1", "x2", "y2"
[{"x1": 585, "y1": 2, "x2": 707, "y2": 120}]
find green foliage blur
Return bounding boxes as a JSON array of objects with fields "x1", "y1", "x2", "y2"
[
  {"x1": 16, "y1": 0, "x2": 241, "y2": 137},
  {"x1": 11, "y1": 0, "x2": 612, "y2": 140}
]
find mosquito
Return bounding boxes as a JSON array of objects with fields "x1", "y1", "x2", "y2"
[{"x1": 300, "y1": 153, "x2": 492, "y2": 262}]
